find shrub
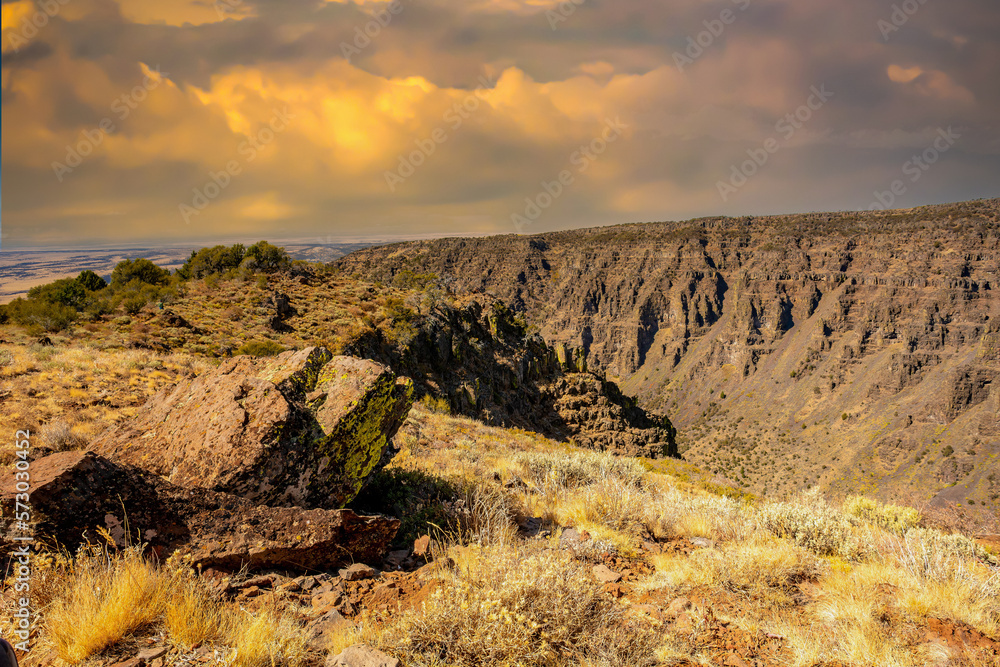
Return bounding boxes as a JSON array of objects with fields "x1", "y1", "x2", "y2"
[
  {"x1": 843, "y1": 495, "x2": 920, "y2": 535},
  {"x1": 234, "y1": 340, "x2": 286, "y2": 357},
  {"x1": 178, "y1": 244, "x2": 246, "y2": 279},
  {"x1": 758, "y1": 488, "x2": 869, "y2": 560},
  {"x1": 419, "y1": 394, "x2": 452, "y2": 414},
  {"x1": 378, "y1": 546, "x2": 659, "y2": 666},
  {"x1": 513, "y1": 449, "x2": 646, "y2": 489},
  {"x1": 41, "y1": 421, "x2": 89, "y2": 452},
  {"x1": 392, "y1": 269, "x2": 437, "y2": 290},
  {"x1": 3, "y1": 298, "x2": 77, "y2": 332},
  {"x1": 28, "y1": 278, "x2": 87, "y2": 308},
  {"x1": 240, "y1": 241, "x2": 291, "y2": 274},
  {"x1": 110, "y1": 258, "x2": 170, "y2": 289},
  {"x1": 76, "y1": 270, "x2": 107, "y2": 292},
  {"x1": 121, "y1": 295, "x2": 148, "y2": 316}
]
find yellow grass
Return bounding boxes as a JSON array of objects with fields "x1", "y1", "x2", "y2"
[
  {"x1": 47, "y1": 547, "x2": 171, "y2": 663},
  {"x1": 225, "y1": 604, "x2": 310, "y2": 667}
]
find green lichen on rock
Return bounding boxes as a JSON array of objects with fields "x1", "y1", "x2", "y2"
[
  {"x1": 255, "y1": 346, "x2": 333, "y2": 397},
  {"x1": 308, "y1": 356, "x2": 416, "y2": 507},
  {"x1": 91, "y1": 346, "x2": 414, "y2": 511}
]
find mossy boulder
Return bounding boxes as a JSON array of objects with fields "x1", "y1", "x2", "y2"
[{"x1": 90, "y1": 347, "x2": 414, "y2": 508}]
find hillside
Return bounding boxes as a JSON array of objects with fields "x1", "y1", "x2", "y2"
[
  {"x1": 1, "y1": 244, "x2": 998, "y2": 667},
  {"x1": 335, "y1": 199, "x2": 1000, "y2": 518}
]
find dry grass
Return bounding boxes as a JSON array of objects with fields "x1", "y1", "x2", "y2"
[
  {"x1": 4, "y1": 370, "x2": 998, "y2": 667},
  {"x1": 374, "y1": 544, "x2": 660, "y2": 667},
  {"x1": 843, "y1": 495, "x2": 921, "y2": 535},
  {"x1": 47, "y1": 545, "x2": 172, "y2": 663},
  {"x1": 225, "y1": 604, "x2": 311, "y2": 667},
  {"x1": 163, "y1": 575, "x2": 226, "y2": 649},
  {"x1": 8, "y1": 542, "x2": 312, "y2": 666}
]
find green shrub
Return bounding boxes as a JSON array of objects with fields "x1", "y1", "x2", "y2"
[
  {"x1": 76, "y1": 270, "x2": 107, "y2": 292},
  {"x1": 178, "y1": 244, "x2": 246, "y2": 279},
  {"x1": 392, "y1": 269, "x2": 437, "y2": 290},
  {"x1": 3, "y1": 298, "x2": 77, "y2": 332},
  {"x1": 240, "y1": 241, "x2": 291, "y2": 274},
  {"x1": 28, "y1": 278, "x2": 86, "y2": 308},
  {"x1": 234, "y1": 340, "x2": 286, "y2": 357},
  {"x1": 111, "y1": 258, "x2": 170, "y2": 289},
  {"x1": 121, "y1": 295, "x2": 148, "y2": 316}
]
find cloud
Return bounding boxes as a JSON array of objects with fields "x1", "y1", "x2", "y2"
[{"x1": 2, "y1": 0, "x2": 999, "y2": 247}]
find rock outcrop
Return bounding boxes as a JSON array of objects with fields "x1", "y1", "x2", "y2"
[
  {"x1": 346, "y1": 300, "x2": 677, "y2": 457},
  {"x1": 336, "y1": 199, "x2": 1000, "y2": 513},
  {"x1": 92, "y1": 347, "x2": 414, "y2": 509},
  {"x1": 0, "y1": 450, "x2": 399, "y2": 571}
]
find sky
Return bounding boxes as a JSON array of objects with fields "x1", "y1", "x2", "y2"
[{"x1": 1, "y1": 0, "x2": 999, "y2": 249}]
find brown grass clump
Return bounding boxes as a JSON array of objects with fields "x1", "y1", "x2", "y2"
[{"x1": 376, "y1": 545, "x2": 660, "y2": 667}]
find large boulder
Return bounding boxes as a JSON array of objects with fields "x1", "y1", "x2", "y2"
[
  {"x1": 91, "y1": 348, "x2": 414, "y2": 508},
  {"x1": 0, "y1": 451, "x2": 399, "y2": 572}
]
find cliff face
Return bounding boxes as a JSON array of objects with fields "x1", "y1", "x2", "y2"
[
  {"x1": 344, "y1": 299, "x2": 678, "y2": 459},
  {"x1": 337, "y1": 199, "x2": 1000, "y2": 514}
]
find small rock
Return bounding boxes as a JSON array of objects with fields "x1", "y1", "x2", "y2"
[
  {"x1": 325, "y1": 645, "x2": 400, "y2": 667},
  {"x1": 339, "y1": 563, "x2": 377, "y2": 581},
  {"x1": 664, "y1": 596, "x2": 692, "y2": 619},
  {"x1": 312, "y1": 591, "x2": 343, "y2": 612},
  {"x1": 559, "y1": 527, "x2": 582, "y2": 548},
  {"x1": 689, "y1": 537, "x2": 714, "y2": 549},
  {"x1": 278, "y1": 580, "x2": 302, "y2": 593},
  {"x1": 309, "y1": 610, "x2": 355, "y2": 649},
  {"x1": 592, "y1": 564, "x2": 622, "y2": 584},
  {"x1": 109, "y1": 659, "x2": 142, "y2": 667},
  {"x1": 723, "y1": 653, "x2": 749, "y2": 667},
  {"x1": 237, "y1": 585, "x2": 263, "y2": 599},
  {"x1": 299, "y1": 575, "x2": 318, "y2": 590},
  {"x1": 239, "y1": 575, "x2": 274, "y2": 588},
  {"x1": 674, "y1": 611, "x2": 694, "y2": 634},
  {"x1": 137, "y1": 648, "x2": 168, "y2": 662},
  {"x1": 603, "y1": 582, "x2": 624, "y2": 598},
  {"x1": 413, "y1": 534, "x2": 432, "y2": 558},
  {"x1": 383, "y1": 549, "x2": 411, "y2": 570}
]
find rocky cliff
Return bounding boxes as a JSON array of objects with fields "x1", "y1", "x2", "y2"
[
  {"x1": 336, "y1": 199, "x2": 1000, "y2": 514},
  {"x1": 345, "y1": 298, "x2": 677, "y2": 458}
]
